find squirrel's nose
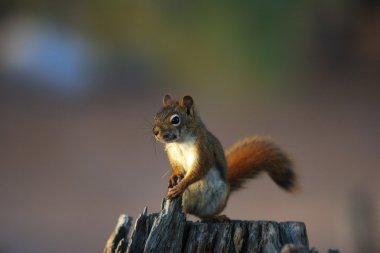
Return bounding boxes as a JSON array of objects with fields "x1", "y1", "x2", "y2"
[{"x1": 153, "y1": 126, "x2": 160, "y2": 136}]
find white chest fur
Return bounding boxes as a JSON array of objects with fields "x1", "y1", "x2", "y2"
[{"x1": 165, "y1": 137, "x2": 198, "y2": 173}]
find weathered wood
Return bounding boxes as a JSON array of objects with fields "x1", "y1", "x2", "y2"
[
  {"x1": 280, "y1": 222, "x2": 309, "y2": 247},
  {"x1": 327, "y1": 250, "x2": 340, "y2": 253},
  {"x1": 260, "y1": 221, "x2": 282, "y2": 253},
  {"x1": 104, "y1": 196, "x2": 337, "y2": 253},
  {"x1": 126, "y1": 207, "x2": 158, "y2": 253},
  {"x1": 183, "y1": 222, "x2": 208, "y2": 253},
  {"x1": 245, "y1": 221, "x2": 261, "y2": 252},
  {"x1": 281, "y1": 243, "x2": 309, "y2": 253},
  {"x1": 232, "y1": 221, "x2": 248, "y2": 252},
  {"x1": 143, "y1": 197, "x2": 186, "y2": 253},
  {"x1": 104, "y1": 214, "x2": 132, "y2": 253},
  {"x1": 211, "y1": 222, "x2": 234, "y2": 252}
]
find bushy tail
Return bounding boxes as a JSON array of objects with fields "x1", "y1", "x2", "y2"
[{"x1": 226, "y1": 136, "x2": 298, "y2": 192}]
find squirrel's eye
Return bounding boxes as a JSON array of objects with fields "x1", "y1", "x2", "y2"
[{"x1": 170, "y1": 114, "x2": 180, "y2": 126}]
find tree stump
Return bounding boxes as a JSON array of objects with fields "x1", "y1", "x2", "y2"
[{"x1": 104, "y1": 196, "x2": 336, "y2": 253}]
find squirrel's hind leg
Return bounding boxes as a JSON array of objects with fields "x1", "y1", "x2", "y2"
[{"x1": 201, "y1": 214, "x2": 230, "y2": 222}]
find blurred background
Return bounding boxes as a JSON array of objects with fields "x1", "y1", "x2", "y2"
[{"x1": 0, "y1": 1, "x2": 379, "y2": 253}]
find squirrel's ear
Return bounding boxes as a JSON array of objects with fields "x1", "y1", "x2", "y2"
[
  {"x1": 163, "y1": 94, "x2": 172, "y2": 106},
  {"x1": 180, "y1": 95, "x2": 194, "y2": 115}
]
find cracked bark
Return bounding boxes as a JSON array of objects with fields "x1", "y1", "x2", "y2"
[{"x1": 103, "y1": 196, "x2": 332, "y2": 253}]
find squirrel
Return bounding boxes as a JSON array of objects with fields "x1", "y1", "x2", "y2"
[{"x1": 152, "y1": 94, "x2": 298, "y2": 220}]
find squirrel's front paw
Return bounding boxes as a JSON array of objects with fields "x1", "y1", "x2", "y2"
[
  {"x1": 168, "y1": 174, "x2": 184, "y2": 188},
  {"x1": 167, "y1": 184, "x2": 185, "y2": 199}
]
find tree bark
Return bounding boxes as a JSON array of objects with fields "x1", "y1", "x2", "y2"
[
  {"x1": 104, "y1": 214, "x2": 132, "y2": 253},
  {"x1": 104, "y1": 196, "x2": 337, "y2": 253}
]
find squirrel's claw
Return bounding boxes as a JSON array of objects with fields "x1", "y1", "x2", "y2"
[
  {"x1": 167, "y1": 184, "x2": 185, "y2": 199},
  {"x1": 168, "y1": 174, "x2": 184, "y2": 188}
]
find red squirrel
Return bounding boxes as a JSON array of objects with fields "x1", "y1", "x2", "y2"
[{"x1": 153, "y1": 94, "x2": 297, "y2": 220}]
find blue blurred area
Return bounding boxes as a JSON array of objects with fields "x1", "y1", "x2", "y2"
[{"x1": 1, "y1": 18, "x2": 93, "y2": 92}]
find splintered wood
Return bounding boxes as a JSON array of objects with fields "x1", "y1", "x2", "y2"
[{"x1": 104, "y1": 197, "x2": 311, "y2": 253}]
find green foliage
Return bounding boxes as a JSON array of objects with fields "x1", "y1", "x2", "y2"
[{"x1": 3, "y1": 1, "x2": 315, "y2": 94}]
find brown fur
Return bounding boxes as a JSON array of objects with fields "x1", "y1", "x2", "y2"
[
  {"x1": 153, "y1": 94, "x2": 298, "y2": 218},
  {"x1": 226, "y1": 136, "x2": 297, "y2": 192},
  {"x1": 164, "y1": 116, "x2": 227, "y2": 199},
  {"x1": 154, "y1": 95, "x2": 227, "y2": 199}
]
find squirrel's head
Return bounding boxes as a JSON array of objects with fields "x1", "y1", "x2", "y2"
[{"x1": 153, "y1": 94, "x2": 196, "y2": 143}]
